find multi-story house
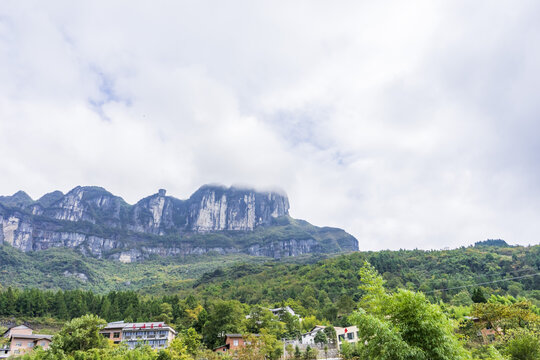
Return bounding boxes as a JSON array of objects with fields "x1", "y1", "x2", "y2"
[
  {"x1": 335, "y1": 326, "x2": 359, "y2": 349},
  {"x1": 100, "y1": 321, "x2": 176, "y2": 350},
  {"x1": 0, "y1": 325, "x2": 52, "y2": 358},
  {"x1": 100, "y1": 321, "x2": 125, "y2": 345}
]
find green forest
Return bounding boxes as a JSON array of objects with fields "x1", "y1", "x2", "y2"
[{"x1": 0, "y1": 241, "x2": 539, "y2": 359}]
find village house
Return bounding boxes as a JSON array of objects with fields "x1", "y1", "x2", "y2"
[
  {"x1": 269, "y1": 306, "x2": 297, "y2": 319},
  {"x1": 464, "y1": 316, "x2": 500, "y2": 344},
  {"x1": 300, "y1": 325, "x2": 327, "y2": 345},
  {"x1": 213, "y1": 334, "x2": 245, "y2": 353},
  {"x1": 100, "y1": 321, "x2": 125, "y2": 344},
  {"x1": 213, "y1": 333, "x2": 262, "y2": 354},
  {"x1": 100, "y1": 321, "x2": 176, "y2": 350},
  {"x1": 0, "y1": 325, "x2": 52, "y2": 358},
  {"x1": 334, "y1": 326, "x2": 359, "y2": 349}
]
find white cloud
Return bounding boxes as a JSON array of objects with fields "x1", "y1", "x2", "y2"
[{"x1": 1, "y1": 0, "x2": 539, "y2": 250}]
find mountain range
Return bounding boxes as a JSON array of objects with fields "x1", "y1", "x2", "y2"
[{"x1": 0, "y1": 185, "x2": 358, "y2": 262}]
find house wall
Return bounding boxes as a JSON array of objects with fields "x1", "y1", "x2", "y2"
[
  {"x1": 6, "y1": 327, "x2": 33, "y2": 337},
  {"x1": 225, "y1": 336, "x2": 245, "y2": 350},
  {"x1": 334, "y1": 326, "x2": 359, "y2": 349},
  {"x1": 122, "y1": 328, "x2": 175, "y2": 349},
  {"x1": 101, "y1": 329, "x2": 123, "y2": 343},
  {"x1": 9, "y1": 337, "x2": 50, "y2": 356}
]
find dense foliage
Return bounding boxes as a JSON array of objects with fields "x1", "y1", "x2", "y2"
[
  {"x1": 0, "y1": 243, "x2": 271, "y2": 292},
  {"x1": 188, "y1": 244, "x2": 540, "y2": 320},
  {"x1": 0, "y1": 243, "x2": 538, "y2": 359}
]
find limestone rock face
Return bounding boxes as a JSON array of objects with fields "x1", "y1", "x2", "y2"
[
  {"x1": 0, "y1": 214, "x2": 34, "y2": 251},
  {"x1": 187, "y1": 186, "x2": 290, "y2": 232},
  {"x1": 0, "y1": 185, "x2": 357, "y2": 261}
]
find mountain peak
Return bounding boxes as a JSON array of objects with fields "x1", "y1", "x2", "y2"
[
  {"x1": 0, "y1": 190, "x2": 34, "y2": 208},
  {"x1": 0, "y1": 184, "x2": 357, "y2": 262}
]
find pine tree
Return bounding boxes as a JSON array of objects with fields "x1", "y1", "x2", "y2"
[{"x1": 471, "y1": 288, "x2": 487, "y2": 303}]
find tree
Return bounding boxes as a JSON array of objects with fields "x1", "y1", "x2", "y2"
[
  {"x1": 472, "y1": 300, "x2": 539, "y2": 337},
  {"x1": 350, "y1": 262, "x2": 470, "y2": 360},
  {"x1": 158, "y1": 302, "x2": 174, "y2": 324},
  {"x1": 161, "y1": 336, "x2": 192, "y2": 360},
  {"x1": 358, "y1": 261, "x2": 388, "y2": 315},
  {"x1": 202, "y1": 300, "x2": 245, "y2": 348},
  {"x1": 303, "y1": 345, "x2": 317, "y2": 360},
  {"x1": 181, "y1": 328, "x2": 202, "y2": 356},
  {"x1": 236, "y1": 332, "x2": 283, "y2": 360},
  {"x1": 280, "y1": 310, "x2": 301, "y2": 339},
  {"x1": 294, "y1": 345, "x2": 302, "y2": 360},
  {"x1": 313, "y1": 330, "x2": 327, "y2": 345},
  {"x1": 504, "y1": 328, "x2": 540, "y2": 360},
  {"x1": 336, "y1": 295, "x2": 356, "y2": 318},
  {"x1": 285, "y1": 344, "x2": 294, "y2": 359},
  {"x1": 472, "y1": 288, "x2": 488, "y2": 303},
  {"x1": 348, "y1": 311, "x2": 424, "y2": 360},
  {"x1": 450, "y1": 290, "x2": 473, "y2": 307},
  {"x1": 50, "y1": 314, "x2": 108, "y2": 355},
  {"x1": 301, "y1": 315, "x2": 318, "y2": 333},
  {"x1": 323, "y1": 326, "x2": 337, "y2": 345},
  {"x1": 244, "y1": 306, "x2": 283, "y2": 337}
]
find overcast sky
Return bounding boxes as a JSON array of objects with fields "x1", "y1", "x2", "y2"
[{"x1": 1, "y1": 1, "x2": 539, "y2": 250}]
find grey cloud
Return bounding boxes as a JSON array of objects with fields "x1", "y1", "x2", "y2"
[{"x1": 0, "y1": 1, "x2": 539, "y2": 249}]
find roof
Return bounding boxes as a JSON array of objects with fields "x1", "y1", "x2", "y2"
[
  {"x1": 102, "y1": 321, "x2": 128, "y2": 329},
  {"x1": 225, "y1": 333, "x2": 259, "y2": 338},
  {"x1": 101, "y1": 321, "x2": 177, "y2": 334},
  {"x1": 213, "y1": 344, "x2": 230, "y2": 351},
  {"x1": 269, "y1": 306, "x2": 295, "y2": 314},
  {"x1": 303, "y1": 325, "x2": 326, "y2": 335},
  {"x1": 1, "y1": 325, "x2": 33, "y2": 337},
  {"x1": 334, "y1": 326, "x2": 358, "y2": 334}
]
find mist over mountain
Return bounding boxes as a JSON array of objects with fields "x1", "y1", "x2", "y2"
[{"x1": 0, "y1": 185, "x2": 358, "y2": 262}]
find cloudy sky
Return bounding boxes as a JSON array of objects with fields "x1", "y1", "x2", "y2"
[{"x1": 1, "y1": 1, "x2": 539, "y2": 250}]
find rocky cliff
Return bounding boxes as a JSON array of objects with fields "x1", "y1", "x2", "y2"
[{"x1": 0, "y1": 185, "x2": 358, "y2": 262}]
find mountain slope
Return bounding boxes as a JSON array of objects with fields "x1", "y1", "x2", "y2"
[{"x1": 0, "y1": 185, "x2": 358, "y2": 261}]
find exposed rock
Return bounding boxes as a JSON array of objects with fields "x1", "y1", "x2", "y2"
[
  {"x1": 63, "y1": 270, "x2": 88, "y2": 282},
  {"x1": 0, "y1": 185, "x2": 358, "y2": 261}
]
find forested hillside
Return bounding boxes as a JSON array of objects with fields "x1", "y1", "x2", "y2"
[
  {"x1": 0, "y1": 243, "x2": 271, "y2": 292},
  {"x1": 0, "y1": 242, "x2": 539, "y2": 359},
  {"x1": 1, "y1": 242, "x2": 538, "y2": 322},
  {"x1": 188, "y1": 242, "x2": 540, "y2": 311}
]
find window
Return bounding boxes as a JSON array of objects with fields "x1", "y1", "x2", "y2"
[
  {"x1": 28, "y1": 343, "x2": 34, "y2": 348},
  {"x1": 347, "y1": 333, "x2": 354, "y2": 340},
  {"x1": 102, "y1": 333, "x2": 111, "y2": 338},
  {"x1": 41, "y1": 342, "x2": 47, "y2": 347},
  {"x1": 16, "y1": 343, "x2": 22, "y2": 347},
  {"x1": 14, "y1": 350, "x2": 20, "y2": 354},
  {"x1": 113, "y1": 332, "x2": 121, "y2": 338},
  {"x1": 338, "y1": 334, "x2": 345, "y2": 340},
  {"x1": 233, "y1": 340, "x2": 239, "y2": 346}
]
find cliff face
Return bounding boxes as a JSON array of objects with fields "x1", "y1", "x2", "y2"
[
  {"x1": 187, "y1": 186, "x2": 290, "y2": 232},
  {"x1": 0, "y1": 185, "x2": 357, "y2": 261}
]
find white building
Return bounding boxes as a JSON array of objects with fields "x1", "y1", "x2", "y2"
[
  {"x1": 269, "y1": 306, "x2": 297, "y2": 318},
  {"x1": 100, "y1": 321, "x2": 176, "y2": 350},
  {"x1": 334, "y1": 326, "x2": 359, "y2": 349},
  {"x1": 301, "y1": 325, "x2": 327, "y2": 345}
]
